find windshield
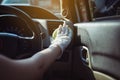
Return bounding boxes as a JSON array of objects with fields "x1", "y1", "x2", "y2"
[
  {"x1": 2, "y1": 0, "x2": 28, "y2": 4},
  {"x1": 1, "y1": 0, "x2": 60, "y2": 13}
]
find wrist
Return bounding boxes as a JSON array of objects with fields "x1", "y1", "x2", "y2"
[{"x1": 49, "y1": 44, "x2": 63, "y2": 59}]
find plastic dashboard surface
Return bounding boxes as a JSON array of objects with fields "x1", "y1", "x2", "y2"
[{"x1": 33, "y1": 19, "x2": 64, "y2": 48}]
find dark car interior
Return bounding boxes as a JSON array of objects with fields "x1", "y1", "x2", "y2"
[{"x1": 0, "y1": 0, "x2": 120, "y2": 80}]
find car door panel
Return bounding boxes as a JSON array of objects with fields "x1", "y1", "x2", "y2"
[{"x1": 74, "y1": 21, "x2": 120, "y2": 79}]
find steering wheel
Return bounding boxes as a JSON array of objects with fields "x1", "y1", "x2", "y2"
[{"x1": 0, "y1": 5, "x2": 42, "y2": 59}]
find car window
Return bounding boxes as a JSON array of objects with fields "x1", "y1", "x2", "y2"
[
  {"x1": 2, "y1": 0, "x2": 28, "y2": 4},
  {"x1": 92, "y1": 0, "x2": 120, "y2": 18},
  {"x1": 1, "y1": 0, "x2": 60, "y2": 14},
  {"x1": 29, "y1": 0, "x2": 60, "y2": 13}
]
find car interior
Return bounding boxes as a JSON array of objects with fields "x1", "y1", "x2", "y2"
[{"x1": 0, "y1": 0, "x2": 120, "y2": 80}]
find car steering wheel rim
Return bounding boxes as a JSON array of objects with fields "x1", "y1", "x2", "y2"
[{"x1": 0, "y1": 5, "x2": 42, "y2": 58}]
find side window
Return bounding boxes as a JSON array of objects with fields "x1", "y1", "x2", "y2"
[{"x1": 92, "y1": 0, "x2": 120, "y2": 18}]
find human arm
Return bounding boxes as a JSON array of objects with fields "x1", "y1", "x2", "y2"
[
  {"x1": 0, "y1": 22, "x2": 72, "y2": 80},
  {"x1": 0, "y1": 45, "x2": 61, "y2": 80}
]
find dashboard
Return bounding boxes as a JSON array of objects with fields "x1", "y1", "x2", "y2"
[
  {"x1": 33, "y1": 19, "x2": 65, "y2": 48},
  {"x1": 13, "y1": 5, "x2": 71, "y2": 48},
  {"x1": 0, "y1": 5, "x2": 73, "y2": 79}
]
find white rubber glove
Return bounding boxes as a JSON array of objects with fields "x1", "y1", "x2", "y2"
[{"x1": 50, "y1": 22, "x2": 73, "y2": 53}]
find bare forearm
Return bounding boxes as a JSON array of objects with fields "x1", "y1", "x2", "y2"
[
  {"x1": 31, "y1": 45, "x2": 61, "y2": 71},
  {"x1": 0, "y1": 45, "x2": 61, "y2": 80}
]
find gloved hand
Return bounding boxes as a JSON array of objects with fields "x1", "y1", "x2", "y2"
[{"x1": 50, "y1": 22, "x2": 73, "y2": 53}]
